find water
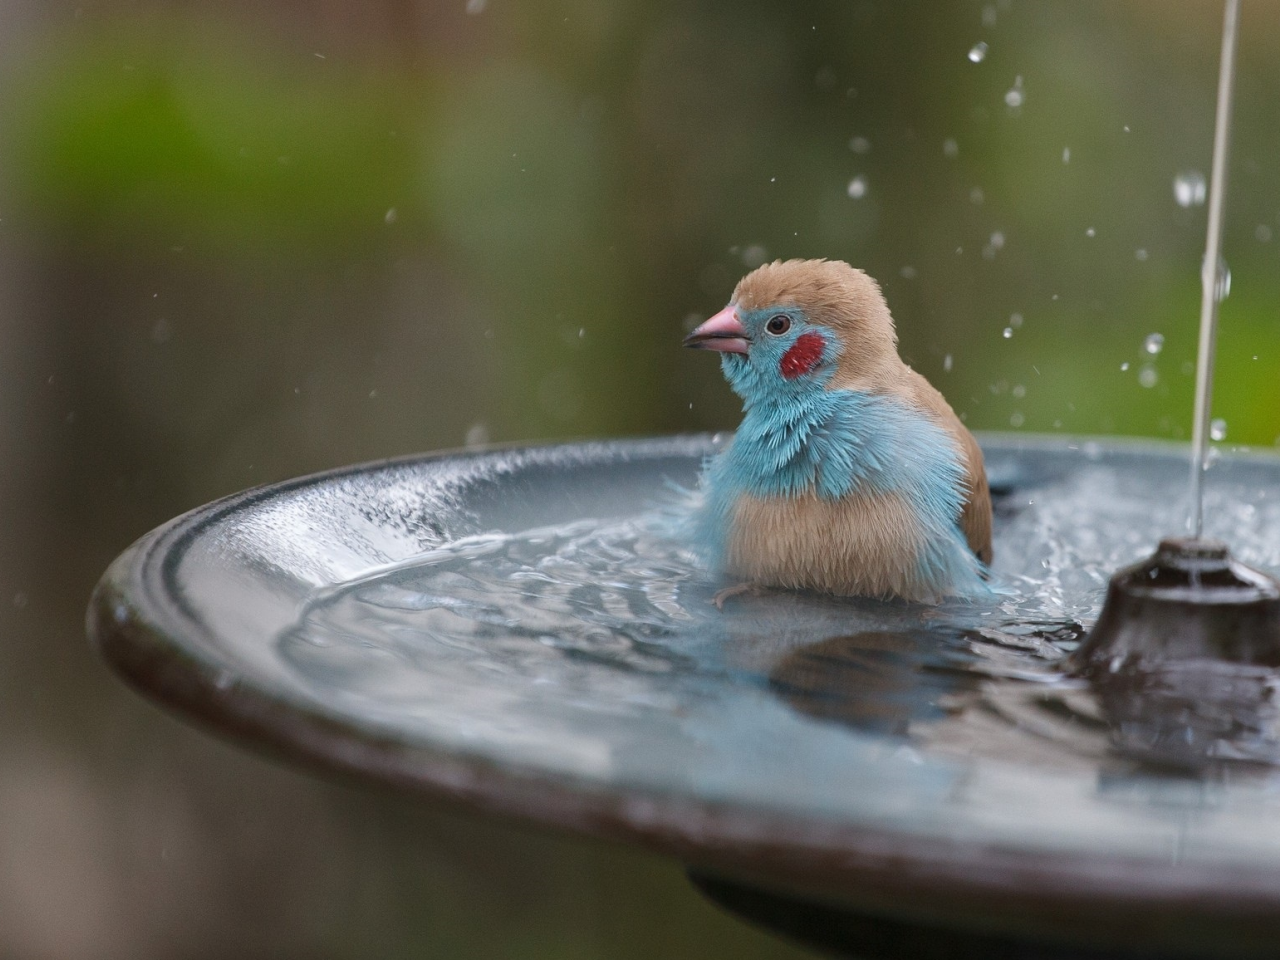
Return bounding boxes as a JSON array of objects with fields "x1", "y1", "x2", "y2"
[
  {"x1": 967, "y1": 42, "x2": 987, "y2": 63},
  {"x1": 1174, "y1": 171, "x2": 1207, "y2": 208},
  {"x1": 276, "y1": 445, "x2": 1280, "y2": 775},
  {"x1": 1188, "y1": 0, "x2": 1240, "y2": 538}
]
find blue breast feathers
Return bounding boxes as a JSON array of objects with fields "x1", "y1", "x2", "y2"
[{"x1": 693, "y1": 385, "x2": 989, "y2": 598}]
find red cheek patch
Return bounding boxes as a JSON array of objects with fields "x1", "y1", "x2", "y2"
[{"x1": 780, "y1": 331, "x2": 826, "y2": 379}]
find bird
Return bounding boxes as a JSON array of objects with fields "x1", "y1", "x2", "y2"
[{"x1": 683, "y1": 258, "x2": 992, "y2": 603}]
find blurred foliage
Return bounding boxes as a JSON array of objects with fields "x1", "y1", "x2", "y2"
[{"x1": 8, "y1": 1, "x2": 1280, "y2": 457}]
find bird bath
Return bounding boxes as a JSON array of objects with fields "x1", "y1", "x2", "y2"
[{"x1": 89, "y1": 432, "x2": 1280, "y2": 959}]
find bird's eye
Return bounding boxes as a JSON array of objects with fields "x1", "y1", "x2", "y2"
[{"x1": 765, "y1": 315, "x2": 791, "y2": 336}]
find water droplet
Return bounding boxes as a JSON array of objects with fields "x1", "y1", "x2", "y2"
[
  {"x1": 1012, "y1": 384, "x2": 1026, "y2": 399},
  {"x1": 849, "y1": 136, "x2": 870, "y2": 154},
  {"x1": 742, "y1": 245, "x2": 769, "y2": 267},
  {"x1": 384, "y1": 207, "x2": 398, "y2": 224},
  {"x1": 989, "y1": 231, "x2": 1005, "y2": 250},
  {"x1": 1010, "y1": 412, "x2": 1025, "y2": 428},
  {"x1": 1138, "y1": 365, "x2": 1158, "y2": 388},
  {"x1": 943, "y1": 354, "x2": 953, "y2": 372},
  {"x1": 1211, "y1": 418, "x2": 1228, "y2": 442},
  {"x1": 1062, "y1": 147, "x2": 1071, "y2": 164},
  {"x1": 847, "y1": 176, "x2": 867, "y2": 199},
  {"x1": 969, "y1": 187, "x2": 985, "y2": 204},
  {"x1": 465, "y1": 0, "x2": 487, "y2": 13},
  {"x1": 943, "y1": 138, "x2": 959, "y2": 158},
  {"x1": 968, "y1": 42, "x2": 988, "y2": 63},
  {"x1": 1002, "y1": 327, "x2": 1013, "y2": 339},
  {"x1": 1174, "y1": 171, "x2": 1206, "y2": 208},
  {"x1": 1144, "y1": 333, "x2": 1164, "y2": 355},
  {"x1": 1205, "y1": 256, "x2": 1231, "y2": 301},
  {"x1": 982, "y1": 5, "x2": 997, "y2": 27},
  {"x1": 1120, "y1": 362, "x2": 1130, "y2": 371},
  {"x1": 1257, "y1": 224, "x2": 1274, "y2": 243},
  {"x1": 900, "y1": 265, "x2": 917, "y2": 279},
  {"x1": 465, "y1": 423, "x2": 490, "y2": 448},
  {"x1": 1135, "y1": 248, "x2": 1149, "y2": 261},
  {"x1": 1085, "y1": 227, "x2": 1096, "y2": 238},
  {"x1": 1009, "y1": 312, "x2": 1023, "y2": 329},
  {"x1": 1004, "y1": 76, "x2": 1024, "y2": 108}
]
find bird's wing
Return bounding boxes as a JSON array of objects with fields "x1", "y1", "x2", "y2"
[{"x1": 901, "y1": 369, "x2": 993, "y2": 564}]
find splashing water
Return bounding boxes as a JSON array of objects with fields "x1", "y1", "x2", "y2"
[{"x1": 276, "y1": 445, "x2": 1280, "y2": 774}]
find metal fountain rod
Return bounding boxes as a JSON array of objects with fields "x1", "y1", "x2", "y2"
[{"x1": 1188, "y1": 0, "x2": 1240, "y2": 539}]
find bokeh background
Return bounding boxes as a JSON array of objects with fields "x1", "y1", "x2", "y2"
[{"x1": 2, "y1": 0, "x2": 1279, "y2": 956}]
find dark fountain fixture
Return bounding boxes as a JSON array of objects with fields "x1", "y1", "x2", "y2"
[{"x1": 89, "y1": 2, "x2": 1280, "y2": 958}]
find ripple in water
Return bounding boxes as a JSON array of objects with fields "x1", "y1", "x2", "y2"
[{"x1": 277, "y1": 450, "x2": 1280, "y2": 775}]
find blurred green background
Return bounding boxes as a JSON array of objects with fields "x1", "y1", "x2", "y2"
[{"x1": 1, "y1": 0, "x2": 1279, "y2": 956}]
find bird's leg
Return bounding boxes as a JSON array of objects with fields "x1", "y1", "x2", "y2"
[{"x1": 712, "y1": 581, "x2": 763, "y2": 610}]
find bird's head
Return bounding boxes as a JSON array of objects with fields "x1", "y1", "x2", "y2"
[{"x1": 683, "y1": 259, "x2": 900, "y2": 404}]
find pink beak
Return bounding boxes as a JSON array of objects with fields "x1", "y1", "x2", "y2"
[{"x1": 683, "y1": 304, "x2": 750, "y2": 355}]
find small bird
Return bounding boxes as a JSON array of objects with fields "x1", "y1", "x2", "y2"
[{"x1": 683, "y1": 259, "x2": 992, "y2": 603}]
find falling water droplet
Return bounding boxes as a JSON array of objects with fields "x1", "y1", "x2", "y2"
[
  {"x1": 1009, "y1": 312, "x2": 1023, "y2": 329},
  {"x1": 1144, "y1": 333, "x2": 1164, "y2": 355},
  {"x1": 982, "y1": 5, "x2": 997, "y2": 27},
  {"x1": 943, "y1": 354, "x2": 953, "y2": 372},
  {"x1": 1120, "y1": 362, "x2": 1130, "y2": 372},
  {"x1": 1135, "y1": 249, "x2": 1149, "y2": 261},
  {"x1": 1002, "y1": 327, "x2": 1013, "y2": 339},
  {"x1": 943, "y1": 138, "x2": 959, "y2": 158},
  {"x1": 1010, "y1": 412, "x2": 1025, "y2": 427},
  {"x1": 849, "y1": 136, "x2": 870, "y2": 154},
  {"x1": 1215, "y1": 260, "x2": 1232, "y2": 301},
  {"x1": 968, "y1": 42, "x2": 988, "y2": 63},
  {"x1": 1062, "y1": 147, "x2": 1071, "y2": 164},
  {"x1": 989, "y1": 231, "x2": 1005, "y2": 250},
  {"x1": 1210, "y1": 418, "x2": 1228, "y2": 442},
  {"x1": 1004, "y1": 76, "x2": 1024, "y2": 108},
  {"x1": 384, "y1": 208, "x2": 399, "y2": 224},
  {"x1": 847, "y1": 176, "x2": 867, "y2": 199},
  {"x1": 1138, "y1": 365, "x2": 1158, "y2": 388},
  {"x1": 1085, "y1": 227, "x2": 1096, "y2": 238},
  {"x1": 1257, "y1": 224, "x2": 1274, "y2": 243},
  {"x1": 1174, "y1": 171, "x2": 1207, "y2": 208}
]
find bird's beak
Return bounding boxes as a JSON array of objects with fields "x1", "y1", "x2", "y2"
[{"x1": 683, "y1": 305, "x2": 750, "y2": 355}]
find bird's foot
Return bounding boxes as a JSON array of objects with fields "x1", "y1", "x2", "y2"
[{"x1": 713, "y1": 582, "x2": 763, "y2": 610}]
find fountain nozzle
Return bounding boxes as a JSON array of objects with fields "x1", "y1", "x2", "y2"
[
  {"x1": 1077, "y1": 538, "x2": 1280, "y2": 671},
  {"x1": 1076, "y1": 539, "x2": 1280, "y2": 767}
]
